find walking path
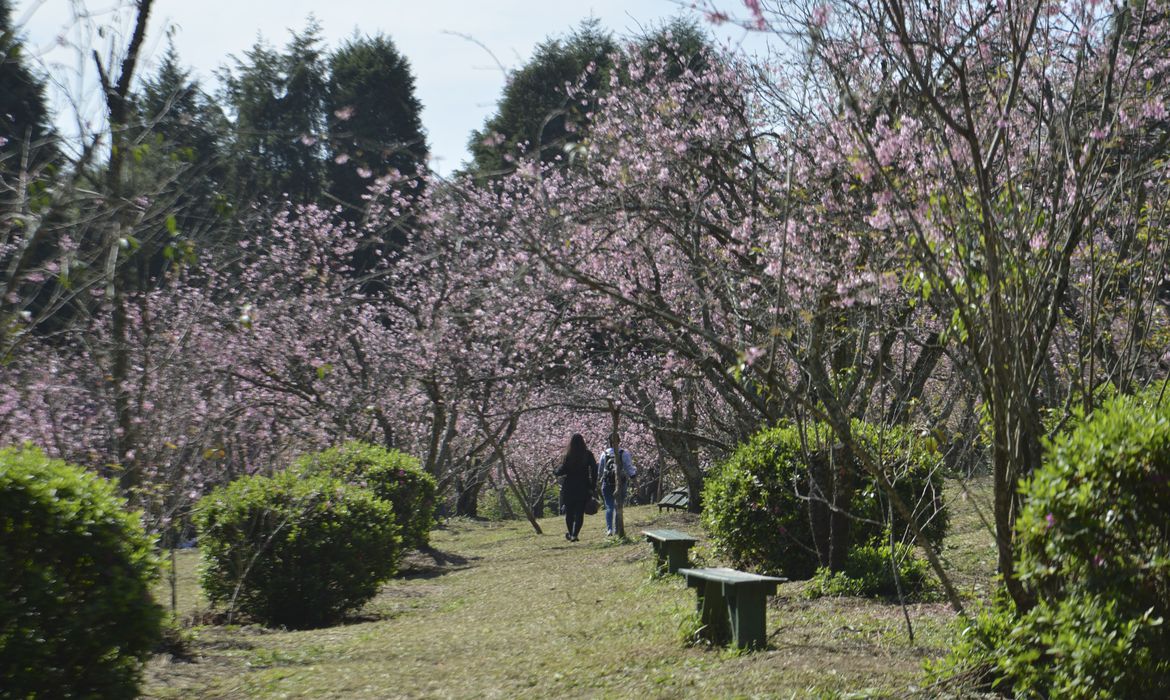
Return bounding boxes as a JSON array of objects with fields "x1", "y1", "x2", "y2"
[{"x1": 145, "y1": 505, "x2": 953, "y2": 698}]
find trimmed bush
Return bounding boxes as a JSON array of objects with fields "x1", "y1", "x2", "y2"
[
  {"x1": 931, "y1": 392, "x2": 1170, "y2": 697},
  {"x1": 702, "y1": 420, "x2": 946, "y2": 579},
  {"x1": 805, "y1": 537, "x2": 932, "y2": 598},
  {"x1": 0, "y1": 445, "x2": 163, "y2": 699},
  {"x1": 295, "y1": 442, "x2": 436, "y2": 549},
  {"x1": 195, "y1": 470, "x2": 400, "y2": 629}
]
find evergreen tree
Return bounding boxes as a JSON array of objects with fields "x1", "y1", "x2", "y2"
[
  {"x1": 635, "y1": 18, "x2": 713, "y2": 81},
  {"x1": 465, "y1": 18, "x2": 713, "y2": 181},
  {"x1": 0, "y1": 0, "x2": 57, "y2": 186},
  {"x1": 137, "y1": 43, "x2": 224, "y2": 167},
  {"x1": 130, "y1": 42, "x2": 231, "y2": 265},
  {"x1": 326, "y1": 33, "x2": 427, "y2": 219},
  {"x1": 221, "y1": 19, "x2": 328, "y2": 209},
  {"x1": 1, "y1": 0, "x2": 62, "y2": 339},
  {"x1": 467, "y1": 19, "x2": 616, "y2": 178}
]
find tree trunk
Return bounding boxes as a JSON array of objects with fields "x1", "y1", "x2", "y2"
[
  {"x1": 990, "y1": 396, "x2": 1043, "y2": 612},
  {"x1": 606, "y1": 404, "x2": 625, "y2": 537},
  {"x1": 422, "y1": 382, "x2": 447, "y2": 479},
  {"x1": 804, "y1": 317, "x2": 858, "y2": 572},
  {"x1": 454, "y1": 464, "x2": 483, "y2": 518},
  {"x1": 498, "y1": 459, "x2": 542, "y2": 534},
  {"x1": 98, "y1": 0, "x2": 154, "y2": 496},
  {"x1": 652, "y1": 429, "x2": 705, "y2": 513},
  {"x1": 827, "y1": 442, "x2": 855, "y2": 573},
  {"x1": 885, "y1": 332, "x2": 944, "y2": 424},
  {"x1": 807, "y1": 449, "x2": 832, "y2": 568}
]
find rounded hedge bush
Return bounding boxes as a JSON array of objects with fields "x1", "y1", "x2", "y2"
[
  {"x1": 295, "y1": 442, "x2": 436, "y2": 549},
  {"x1": 195, "y1": 470, "x2": 400, "y2": 629},
  {"x1": 0, "y1": 445, "x2": 163, "y2": 699},
  {"x1": 1012, "y1": 392, "x2": 1170, "y2": 695},
  {"x1": 702, "y1": 420, "x2": 946, "y2": 578},
  {"x1": 929, "y1": 392, "x2": 1170, "y2": 697}
]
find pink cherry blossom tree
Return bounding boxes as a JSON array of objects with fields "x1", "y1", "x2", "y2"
[
  {"x1": 453, "y1": 41, "x2": 957, "y2": 575},
  {"x1": 706, "y1": 0, "x2": 1170, "y2": 607}
]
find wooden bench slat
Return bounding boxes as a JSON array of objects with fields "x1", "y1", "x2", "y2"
[
  {"x1": 678, "y1": 567, "x2": 784, "y2": 586},
  {"x1": 642, "y1": 529, "x2": 698, "y2": 543},
  {"x1": 656, "y1": 487, "x2": 690, "y2": 512}
]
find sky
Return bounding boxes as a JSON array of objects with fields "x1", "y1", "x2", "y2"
[{"x1": 12, "y1": 0, "x2": 766, "y2": 176}]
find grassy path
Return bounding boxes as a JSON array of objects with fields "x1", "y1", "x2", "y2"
[{"x1": 145, "y1": 502, "x2": 985, "y2": 699}]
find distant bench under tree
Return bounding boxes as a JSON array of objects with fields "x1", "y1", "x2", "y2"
[
  {"x1": 677, "y1": 567, "x2": 786, "y2": 649},
  {"x1": 656, "y1": 487, "x2": 689, "y2": 512}
]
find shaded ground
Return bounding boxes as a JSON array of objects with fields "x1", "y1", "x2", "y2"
[{"x1": 144, "y1": 478, "x2": 997, "y2": 699}]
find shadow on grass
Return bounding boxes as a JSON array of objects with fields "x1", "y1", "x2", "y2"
[{"x1": 398, "y1": 545, "x2": 477, "y2": 580}]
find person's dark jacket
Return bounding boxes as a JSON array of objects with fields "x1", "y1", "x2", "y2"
[{"x1": 555, "y1": 450, "x2": 598, "y2": 505}]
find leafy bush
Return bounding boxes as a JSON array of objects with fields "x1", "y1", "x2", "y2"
[
  {"x1": 702, "y1": 420, "x2": 946, "y2": 578},
  {"x1": 0, "y1": 445, "x2": 163, "y2": 699},
  {"x1": 928, "y1": 588, "x2": 1166, "y2": 698},
  {"x1": 478, "y1": 486, "x2": 526, "y2": 521},
  {"x1": 805, "y1": 537, "x2": 932, "y2": 598},
  {"x1": 1016, "y1": 391, "x2": 1170, "y2": 695},
  {"x1": 295, "y1": 442, "x2": 436, "y2": 549},
  {"x1": 930, "y1": 392, "x2": 1170, "y2": 697},
  {"x1": 195, "y1": 470, "x2": 400, "y2": 629}
]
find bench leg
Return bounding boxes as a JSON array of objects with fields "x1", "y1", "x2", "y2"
[
  {"x1": 649, "y1": 542, "x2": 667, "y2": 576},
  {"x1": 726, "y1": 590, "x2": 768, "y2": 649},
  {"x1": 695, "y1": 580, "x2": 730, "y2": 646},
  {"x1": 665, "y1": 543, "x2": 690, "y2": 575}
]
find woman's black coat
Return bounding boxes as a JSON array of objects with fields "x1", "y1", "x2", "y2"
[{"x1": 555, "y1": 450, "x2": 598, "y2": 504}]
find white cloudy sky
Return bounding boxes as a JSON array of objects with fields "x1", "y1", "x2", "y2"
[{"x1": 13, "y1": 0, "x2": 766, "y2": 175}]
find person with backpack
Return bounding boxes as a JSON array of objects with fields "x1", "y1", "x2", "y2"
[
  {"x1": 554, "y1": 433, "x2": 599, "y2": 542},
  {"x1": 598, "y1": 432, "x2": 636, "y2": 536}
]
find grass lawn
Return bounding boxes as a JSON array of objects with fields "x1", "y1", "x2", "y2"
[{"x1": 144, "y1": 477, "x2": 997, "y2": 699}]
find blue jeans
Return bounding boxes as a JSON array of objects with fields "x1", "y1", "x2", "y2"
[{"x1": 601, "y1": 485, "x2": 617, "y2": 532}]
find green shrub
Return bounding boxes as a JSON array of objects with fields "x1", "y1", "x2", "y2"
[
  {"x1": 295, "y1": 442, "x2": 436, "y2": 549},
  {"x1": 0, "y1": 445, "x2": 163, "y2": 699},
  {"x1": 930, "y1": 391, "x2": 1170, "y2": 697},
  {"x1": 478, "y1": 486, "x2": 526, "y2": 521},
  {"x1": 1015, "y1": 391, "x2": 1170, "y2": 695},
  {"x1": 195, "y1": 470, "x2": 400, "y2": 629},
  {"x1": 928, "y1": 589, "x2": 1166, "y2": 699},
  {"x1": 806, "y1": 537, "x2": 932, "y2": 599},
  {"x1": 1008, "y1": 594, "x2": 1163, "y2": 698},
  {"x1": 702, "y1": 420, "x2": 946, "y2": 578}
]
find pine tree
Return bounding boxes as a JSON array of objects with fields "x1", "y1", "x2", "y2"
[
  {"x1": 326, "y1": 33, "x2": 427, "y2": 219},
  {"x1": 467, "y1": 19, "x2": 616, "y2": 178},
  {"x1": 221, "y1": 19, "x2": 328, "y2": 209},
  {"x1": 131, "y1": 42, "x2": 231, "y2": 264},
  {"x1": 0, "y1": 0, "x2": 57, "y2": 186}
]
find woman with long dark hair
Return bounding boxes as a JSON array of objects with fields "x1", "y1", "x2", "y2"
[{"x1": 554, "y1": 433, "x2": 598, "y2": 541}]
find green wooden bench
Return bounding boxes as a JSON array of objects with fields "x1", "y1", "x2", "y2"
[
  {"x1": 642, "y1": 529, "x2": 698, "y2": 575},
  {"x1": 677, "y1": 567, "x2": 786, "y2": 649},
  {"x1": 657, "y1": 487, "x2": 689, "y2": 512}
]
